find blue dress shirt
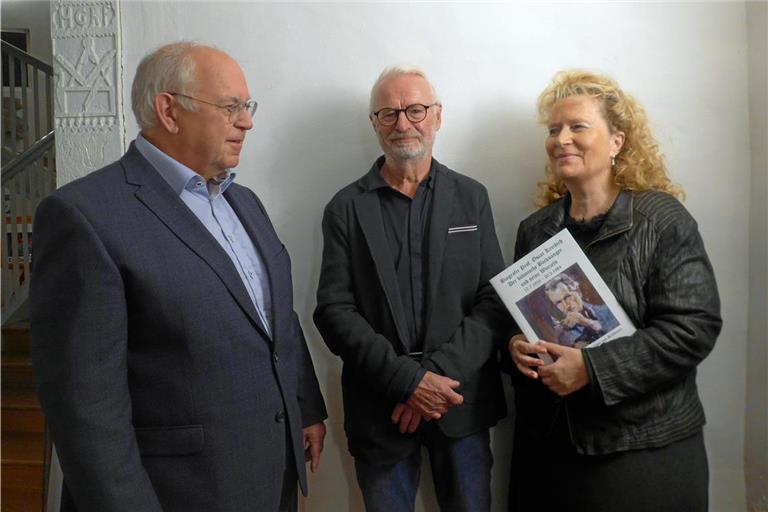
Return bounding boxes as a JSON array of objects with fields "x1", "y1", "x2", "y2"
[{"x1": 135, "y1": 134, "x2": 273, "y2": 336}]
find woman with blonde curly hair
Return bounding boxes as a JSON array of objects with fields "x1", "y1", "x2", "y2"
[{"x1": 506, "y1": 70, "x2": 721, "y2": 512}]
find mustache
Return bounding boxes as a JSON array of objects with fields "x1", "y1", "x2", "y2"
[{"x1": 388, "y1": 131, "x2": 422, "y2": 142}]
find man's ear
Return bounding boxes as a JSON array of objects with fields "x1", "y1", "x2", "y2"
[{"x1": 154, "y1": 92, "x2": 180, "y2": 134}]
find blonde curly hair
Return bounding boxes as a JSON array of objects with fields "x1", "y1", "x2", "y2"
[{"x1": 535, "y1": 70, "x2": 684, "y2": 207}]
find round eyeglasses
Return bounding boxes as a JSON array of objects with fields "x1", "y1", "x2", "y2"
[
  {"x1": 371, "y1": 103, "x2": 440, "y2": 126},
  {"x1": 169, "y1": 92, "x2": 258, "y2": 122}
]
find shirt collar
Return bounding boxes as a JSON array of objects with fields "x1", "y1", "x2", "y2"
[
  {"x1": 135, "y1": 133, "x2": 237, "y2": 197},
  {"x1": 363, "y1": 155, "x2": 436, "y2": 192}
]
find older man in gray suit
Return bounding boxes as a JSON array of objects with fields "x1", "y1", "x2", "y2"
[{"x1": 30, "y1": 42, "x2": 326, "y2": 512}]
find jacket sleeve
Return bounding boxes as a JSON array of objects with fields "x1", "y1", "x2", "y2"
[
  {"x1": 420, "y1": 188, "x2": 514, "y2": 383},
  {"x1": 30, "y1": 195, "x2": 163, "y2": 512},
  {"x1": 291, "y1": 310, "x2": 328, "y2": 427},
  {"x1": 313, "y1": 207, "x2": 422, "y2": 403},
  {"x1": 583, "y1": 213, "x2": 722, "y2": 406}
]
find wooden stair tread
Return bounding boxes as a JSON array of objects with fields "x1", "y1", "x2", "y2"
[
  {"x1": 1, "y1": 430, "x2": 45, "y2": 462},
  {"x1": 2, "y1": 388, "x2": 41, "y2": 409}
]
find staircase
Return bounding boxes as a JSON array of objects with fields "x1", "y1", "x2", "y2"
[
  {"x1": 2, "y1": 40, "x2": 56, "y2": 326},
  {"x1": 2, "y1": 40, "x2": 56, "y2": 512},
  {"x1": 2, "y1": 323, "x2": 48, "y2": 512}
]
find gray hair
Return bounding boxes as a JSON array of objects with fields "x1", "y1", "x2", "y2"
[
  {"x1": 544, "y1": 273, "x2": 580, "y2": 296},
  {"x1": 131, "y1": 41, "x2": 209, "y2": 130},
  {"x1": 369, "y1": 65, "x2": 440, "y2": 112}
]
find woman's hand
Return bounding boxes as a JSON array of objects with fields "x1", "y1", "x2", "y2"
[
  {"x1": 537, "y1": 342, "x2": 589, "y2": 396},
  {"x1": 508, "y1": 334, "x2": 547, "y2": 379}
]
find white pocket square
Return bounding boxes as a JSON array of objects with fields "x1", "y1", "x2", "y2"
[{"x1": 447, "y1": 225, "x2": 478, "y2": 234}]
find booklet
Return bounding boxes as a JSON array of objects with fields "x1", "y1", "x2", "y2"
[{"x1": 490, "y1": 229, "x2": 635, "y2": 363}]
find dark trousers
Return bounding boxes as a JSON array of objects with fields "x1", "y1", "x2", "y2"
[
  {"x1": 509, "y1": 426, "x2": 708, "y2": 512},
  {"x1": 355, "y1": 426, "x2": 493, "y2": 512}
]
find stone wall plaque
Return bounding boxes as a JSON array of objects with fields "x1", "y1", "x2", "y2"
[{"x1": 51, "y1": 0, "x2": 123, "y2": 185}]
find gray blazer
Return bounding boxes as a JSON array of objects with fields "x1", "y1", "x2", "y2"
[
  {"x1": 30, "y1": 144, "x2": 326, "y2": 512},
  {"x1": 314, "y1": 158, "x2": 510, "y2": 465}
]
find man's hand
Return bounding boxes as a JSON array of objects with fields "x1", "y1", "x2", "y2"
[
  {"x1": 562, "y1": 311, "x2": 601, "y2": 331},
  {"x1": 390, "y1": 403, "x2": 426, "y2": 434},
  {"x1": 302, "y1": 422, "x2": 326, "y2": 473},
  {"x1": 406, "y1": 371, "x2": 463, "y2": 420},
  {"x1": 537, "y1": 342, "x2": 589, "y2": 396}
]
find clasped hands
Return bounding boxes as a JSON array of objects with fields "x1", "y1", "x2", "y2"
[
  {"x1": 508, "y1": 334, "x2": 589, "y2": 396},
  {"x1": 390, "y1": 371, "x2": 463, "y2": 434}
]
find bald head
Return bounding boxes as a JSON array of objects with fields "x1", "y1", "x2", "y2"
[
  {"x1": 132, "y1": 41, "x2": 227, "y2": 130},
  {"x1": 369, "y1": 65, "x2": 439, "y2": 113}
]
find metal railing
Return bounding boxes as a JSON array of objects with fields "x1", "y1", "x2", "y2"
[
  {"x1": 2, "y1": 40, "x2": 54, "y2": 159},
  {"x1": 1, "y1": 131, "x2": 56, "y2": 324},
  {"x1": 2, "y1": 41, "x2": 56, "y2": 324}
]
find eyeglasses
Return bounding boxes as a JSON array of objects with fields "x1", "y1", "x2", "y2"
[
  {"x1": 371, "y1": 103, "x2": 440, "y2": 126},
  {"x1": 169, "y1": 92, "x2": 258, "y2": 122}
]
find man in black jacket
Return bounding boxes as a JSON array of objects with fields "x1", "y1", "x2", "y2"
[{"x1": 314, "y1": 66, "x2": 510, "y2": 511}]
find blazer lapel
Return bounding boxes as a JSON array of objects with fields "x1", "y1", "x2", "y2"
[
  {"x1": 122, "y1": 147, "x2": 269, "y2": 338},
  {"x1": 224, "y1": 186, "x2": 281, "y2": 342},
  {"x1": 353, "y1": 191, "x2": 410, "y2": 354},
  {"x1": 423, "y1": 166, "x2": 455, "y2": 336}
]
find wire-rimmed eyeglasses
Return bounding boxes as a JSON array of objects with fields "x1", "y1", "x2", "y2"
[
  {"x1": 169, "y1": 92, "x2": 258, "y2": 122},
  {"x1": 371, "y1": 103, "x2": 440, "y2": 126}
]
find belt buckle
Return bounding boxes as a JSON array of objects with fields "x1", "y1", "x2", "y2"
[{"x1": 407, "y1": 351, "x2": 423, "y2": 361}]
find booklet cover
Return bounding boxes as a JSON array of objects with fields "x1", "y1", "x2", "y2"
[{"x1": 491, "y1": 229, "x2": 635, "y2": 362}]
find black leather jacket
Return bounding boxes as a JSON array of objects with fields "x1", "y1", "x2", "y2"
[{"x1": 511, "y1": 190, "x2": 722, "y2": 455}]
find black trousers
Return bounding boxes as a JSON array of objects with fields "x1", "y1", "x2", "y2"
[{"x1": 509, "y1": 419, "x2": 708, "y2": 512}]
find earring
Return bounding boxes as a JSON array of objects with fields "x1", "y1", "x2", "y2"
[{"x1": 611, "y1": 156, "x2": 616, "y2": 168}]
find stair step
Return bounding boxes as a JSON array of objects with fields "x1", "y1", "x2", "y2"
[
  {"x1": 1, "y1": 430, "x2": 45, "y2": 463},
  {"x1": 2, "y1": 388, "x2": 41, "y2": 409},
  {"x1": 0, "y1": 487, "x2": 45, "y2": 512},
  {"x1": 1, "y1": 322, "x2": 30, "y2": 354},
  {"x1": 1, "y1": 461, "x2": 44, "y2": 491},
  {"x1": 1, "y1": 407, "x2": 45, "y2": 434},
  {"x1": 1, "y1": 354, "x2": 36, "y2": 389}
]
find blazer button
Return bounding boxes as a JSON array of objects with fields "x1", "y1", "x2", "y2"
[
  {"x1": 273, "y1": 352, "x2": 279, "y2": 363},
  {"x1": 275, "y1": 411, "x2": 286, "y2": 423}
]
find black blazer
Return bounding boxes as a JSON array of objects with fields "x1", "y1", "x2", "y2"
[
  {"x1": 314, "y1": 158, "x2": 510, "y2": 464},
  {"x1": 511, "y1": 190, "x2": 721, "y2": 455},
  {"x1": 30, "y1": 144, "x2": 327, "y2": 511}
]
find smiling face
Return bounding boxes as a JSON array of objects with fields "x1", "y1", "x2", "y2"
[
  {"x1": 544, "y1": 95, "x2": 624, "y2": 187},
  {"x1": 174, "y1": 48, "x2": 253, "y2": 179},
  {"x1": 370, "y1": 73, "x2": 441, "y2": 163}
]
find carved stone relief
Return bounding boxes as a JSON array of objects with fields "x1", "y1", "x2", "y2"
[{"x1": 51, "y1": 0, "x2": 123, "y2": 185}]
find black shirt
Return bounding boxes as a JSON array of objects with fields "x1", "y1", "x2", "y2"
[{"x1": 371, "y1": 160, "x2": 435, "y2": 353}]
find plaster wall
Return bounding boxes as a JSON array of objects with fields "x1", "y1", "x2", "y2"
[
  {"x1": 745, "y1": 1, "x2": 768, "y2": 511},
  {"x1": 1, "y1": 0, "x2": 52, "y2": 61},
  {"x1": 116, "y1": 2, "x2": 756, "y2": 510}
]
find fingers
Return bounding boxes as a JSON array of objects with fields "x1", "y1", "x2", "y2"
[
  {"x1": 509, "y1": 337, "x2": 546, "y2": 379},
  {"x1": 407, "y1": 413, "x2": 422, "y2": 432},
  {"x1": 391, "y1": 402, "x2": 406, "y2": 424},
  {"x1": 515, "y1": 360, "x2": 539, "y2": 379},
  {"x1": 536, "y1": 344, "x2": 588, "y2": 397},
  {"x1": 397, "y1": 405, "x2": 413, "y2": 433},
  {"x1": 302, "y1": 423, "x2": 326, "y2": 473},
  {"x1": 307, "y1": 439, "x2": 322, "y2": 472},
  {"x1": 445, "y1": 377, "x2": 461, "y2": 389}
]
